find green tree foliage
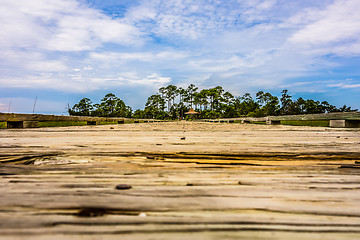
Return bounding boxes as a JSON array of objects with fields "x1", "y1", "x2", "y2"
[
  {"x1": 68, "y1": 98, "x2": 93, "y2": 116},
  {"x1": 69, "y1": 93, "x2": 131, "y2": 117},
  {"x1": 143, "y1": 94, "x2": 167, "y2": 119},
  {"x1": 135, "y1": 85, "x2": 357, "y2": 120},
  {"x1": 159, "y1": 85, "x2": 178, "y2": 111},
  {"x1": 184, "y1": 84, "x2": 198, "y2": 108},
  {"x1": 234, "y1": 93, "x2": 259, "y2": 116},
  {"x1": 255, "y1": 91, "x2": 280, "y2": 116},
  {"x1": 280, "y1": 90, "x2": 293, "y2": 115},
  {"x1": 69, "y1": 85, "x2": 357, "y2": 120}
]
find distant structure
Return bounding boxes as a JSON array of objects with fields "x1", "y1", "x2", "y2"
[
  {"x1": 185, "y1": 108, "x2": 200, "y2": 120},
  {"x1": 0, "y1": 113, "x2": 161, "y2": 129}
]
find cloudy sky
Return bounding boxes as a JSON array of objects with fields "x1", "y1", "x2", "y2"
[{"x1": 1, "y1": 0, "x2": 359, "y2": 114}]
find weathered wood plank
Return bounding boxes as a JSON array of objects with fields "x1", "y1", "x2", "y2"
[{"x1": 1, "y1": 122, "x2": 360, "y2": 239}]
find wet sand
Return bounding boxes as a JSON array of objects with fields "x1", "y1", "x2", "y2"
[{"x1": 1, "y1": 122, "x2": 360, "y2": 239}]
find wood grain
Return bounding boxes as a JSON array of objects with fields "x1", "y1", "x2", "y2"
[{"x1": 1, "y1": 122, "x2": 360, "y2": 239}]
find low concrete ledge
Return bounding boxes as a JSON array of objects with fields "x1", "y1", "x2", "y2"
[
  {"x1": 267, "y1": 120, "x2": 281, "y2": 125},
  {"x1": 6, "y1": 121, "x2": 40, "y2": 128},
  {"x1": 201, "y1": 112, "x2": 360, "y2": 128},
  {"x1": 0, "y1": 113, "x2": 126, "y2": 122},
  {"x1": 0, "y1": 113, "x2": 160, "y2": 129},
  {"x1": 268, "y1": 112, "x2": 360, "y2": 121},
  {"x1": 330, "y1": 120, "x2": 360, "y2": 128},
  {"x1": 7, "y1": 121, "x2": 24, "y2": 128}
]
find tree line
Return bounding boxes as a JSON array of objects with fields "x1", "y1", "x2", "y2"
[
  {"x1": 68, "y1": 93, "x2": 132, "y2": 117},
  {"x1": 69, "y1": 84, "x2": 357, "y2": 119}
]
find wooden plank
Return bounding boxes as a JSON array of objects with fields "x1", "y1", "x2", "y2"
[{"x1": 0, "y1": 122, "x2": 360, "y2": 239}]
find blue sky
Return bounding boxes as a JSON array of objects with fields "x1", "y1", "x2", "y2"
[{"x1": 0, "y1": 0, "x2": 359, "y2": 114}]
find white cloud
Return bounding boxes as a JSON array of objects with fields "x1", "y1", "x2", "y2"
[
  {"x1": 44, "y1": 14, "x2": 142, "y2": 51},
  {"x1": 1, "y1": 0, "x2": 359, "y2": 108},
  {"x1": 1, "y1": 0, "x2": 290, "y2": 94},
  {"x1": 124, "y1": 0, "x2": 280, "y2": 39},
  {"x1": 0, "y1": 49, "x2": 68, "y2": 72},
  {"x1": 309, "y1": 41, "x2": 360, "y2": 57},
  {"x1": 0, "y1": 0, "x2": 143, "y2": 52},
  {"x1": 328, "y1": 83, "x2": 360, "y2": 89},
  {"x1": 277, "y1": 79, "x2": 360, "y2": 94},
  {"x1": 188, "y1": 55, "x2": 248, "y2": 72},
  {"x1": 288, "y1": 0, "x2": 360, "y2": 56},
  {"x1": 0, "y1": 0, "x2": 148, "y2": 92},
  {"x1": 118, "y1": 72, "x2": 171, "y2": 86},
  {"x1": 26, "y1": 60, "x2": 68, "y2": 72},
  {"x1": 83, "y1": 66, "x2": 93, "y2": 71},
  {"x1": 90, "y1": 52, "x2": 156, "y2": 62},
  {"x1": 124, "y1": 3, "x2": 157, "y2": 22},
  {"x1": 89, "y1": 50, "x2": 189, "y2": 62},
  {"x1": 0, "y1": 70, "x2": 172, "y2": 92}
]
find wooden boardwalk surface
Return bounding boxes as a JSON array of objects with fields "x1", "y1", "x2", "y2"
[{"x1": 1, "y1": 122, "x2": 360, "y2": 239}]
